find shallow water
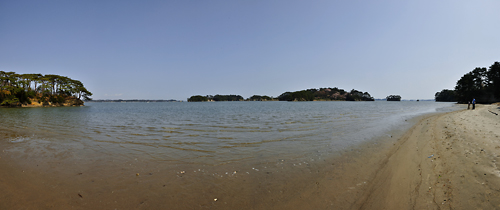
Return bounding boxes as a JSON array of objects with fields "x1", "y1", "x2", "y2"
[
  {"x1": 0, "y1": 101, "x2": 462, "y2": 209},
  {"x1": 0, "y1": 101, "x2": 459, "y2": 165}
]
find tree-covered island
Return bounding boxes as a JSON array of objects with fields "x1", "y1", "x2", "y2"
[
  {"x1": 188, "y1": 87, "x2": 375, "y2": 102},
  {"x1": 277, "y1": 88, "x2": 374, "y2": 101},
  {"x1": 0, "y1": 71, "x2": 92, "y2": 107},
  {"x1": 386, "y1": 95, "x2": 402, "y2": 101},
  {"x1": 188, "y1": 94, "x2": 245, "y2": 102}
]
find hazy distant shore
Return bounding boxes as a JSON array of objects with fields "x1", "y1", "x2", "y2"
[{"x1": 88, "y1": 99, "x2": 183, "y2": 103}]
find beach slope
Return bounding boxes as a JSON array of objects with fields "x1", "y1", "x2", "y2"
[{"x1": 356, "y1": 104, "x2": 500, "y2": 209}]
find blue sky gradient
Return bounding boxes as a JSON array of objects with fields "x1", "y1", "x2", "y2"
[{"x1": 1, "y1": 0, "x2": 499, "y2": 100}]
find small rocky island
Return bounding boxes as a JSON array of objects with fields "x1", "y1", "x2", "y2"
[{"x1": 0, "y1": 71, "x2": 92, "y2": 107}]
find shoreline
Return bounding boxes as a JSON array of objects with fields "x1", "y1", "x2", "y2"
[
  {"x1": 354, "y1": 104, "x2": 500, "y2": 209},
  {"x1": 0, "y1": 96, "x2": 84, "y2": 108},
  {"x1": 1, "y1": 104, "x2": 499, "y2": 209}
]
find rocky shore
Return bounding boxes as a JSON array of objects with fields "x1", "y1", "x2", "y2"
[
  {"x1": 21, "y1": 97, "x2": 84, "y2": 107},
  {"x1": 0, "y1": 96, "x2": 85, "y2": 108}
]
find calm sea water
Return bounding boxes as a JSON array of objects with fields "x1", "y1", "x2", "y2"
[
  {"x1": 0, "y1": 101, "x2": 464, "y2": 209},
  {"x1": 1, "y1": 101, "x2": 459, "y2": 166}
]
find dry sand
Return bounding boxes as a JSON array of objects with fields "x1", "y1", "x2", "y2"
[
  {"x1": 355, "y1": 104, "x2": 500, "y2": 209},
  {"x1": 1, "y1": 104, "x2": 499, "y2": 209},
  {"x1": 271, "y1": 104, "x2": 500, "y2": 210}
]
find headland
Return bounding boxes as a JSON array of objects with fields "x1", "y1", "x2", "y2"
[{"x1": 0, "y1": 71, "x2": 91, "y2": 107}]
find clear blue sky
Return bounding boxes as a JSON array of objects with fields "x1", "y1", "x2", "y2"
[{"x1": 1, "y1": 0, "x2": 499, "y2": 100}]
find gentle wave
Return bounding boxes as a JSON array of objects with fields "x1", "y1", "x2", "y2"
[{"x1": 0, "y1": 101, "x2": 461, "y2": 165}]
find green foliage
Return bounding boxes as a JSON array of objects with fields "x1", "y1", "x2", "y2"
[
  {"x1": 435, "y1": 89, "x2": 456, "y2": 102},
  {"x1": 487, "y1": 62, "x2": 500, "y2": 100},
  {"x1": 277, "y1": 87, "x2": 374, "y2": 101},
  {"x1": 187, "y1": 94, "x2": 244, "y2": 102},
  {"x1": 248, "y1": 95, "x2": 273, "y2": 101},
  {"x1": 0, "y1": 97, "x2": 20, "y2": 107},
  {"x1": 386, "y1": 95, "x2": 401, "y2": 101},
  {"x1": 346, "y1": 89, "x2": 375, "y2": 101},
  {"x1": 0, "y1": 86, "x2": 31, "y2": 105},
  {"x1": 455, "y1": 62, "x2": 500, "y2": 103},
  {"x1": 189, "y1": 88, "x2": 375, "y2": 102},
  {"x1": 455, "y1": 72, "x2": 477, "y2": 103},
  {"x1": 49, "y1": 95, "x2": 65, "y2": 104},
  {"x1": 277, "y1": 92, "x2": 293, "y2": 101},
  {"x1": 281, "y1": 90, "x2": 315, "y2": 101},
  {"x1": 211, "y1": 94, "x2": 243, "y2": 101},
  {"x1": 188, "y1": 95, "x2": 209, "y2": 102},
  {"x1": 0, "y1": 71, "x2": 91, "y2": 107}
]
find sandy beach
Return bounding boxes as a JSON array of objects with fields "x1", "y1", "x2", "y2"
[
  {"x1": 1, "y1": 104, "x2": 499, "y2": 209},
  {"x1": 359, "y1": 103, "x2": 500, "y2": 209}
]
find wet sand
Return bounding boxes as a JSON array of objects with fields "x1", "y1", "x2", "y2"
[{"x1": 1, "y1": 104, "x2": 499, "y2": 209}]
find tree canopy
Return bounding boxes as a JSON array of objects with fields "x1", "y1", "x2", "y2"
[
  {"x1": 0, "y1": 71, "x2": 92, "y2": 107},
  {"x1": 435, "y1": 89, "x2": 456, "y2": 102},
  {"x1": 248, "y1": 95, "x2": 273, "y2": 101},
  {"x1": 277, "y1": 87, "x2": 374, "y2": 101},
  {"x1": 386, "y1": 95, "x2": 401, "y2": 101},
  {"x1": 188, "y1": 95, "x2": 209, "y2": 102},
  {"x1": 211, "y1": 94, "x2": 244, "y2": 101},
  {"x1": 188, "y1": 94, "x2": 244, "y2": 102},
  {"x1": 454, "y1": 61, "x2": 500, "y2": 103},
  {"x1": 189, "y1": 87, "x2": 375, "y2": 102}
]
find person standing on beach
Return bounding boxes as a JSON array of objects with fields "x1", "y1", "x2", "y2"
[
  {"x1": 468, "y1": 101, "x2": 471, "y2": 109},
  {"x1": 472, "y1": 98, "x2": 476, "y2": 110}
]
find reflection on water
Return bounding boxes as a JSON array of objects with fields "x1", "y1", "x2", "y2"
[{"x1": 1, "y1": 101, "x2": 459, "y2": 165}]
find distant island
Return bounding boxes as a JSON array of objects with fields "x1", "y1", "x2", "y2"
[
  {"x1": 188, "y1": 95, "x2": 249, "y2": 102},
  {"x1": 0, "y1": 71, "x2": 92, "y2": 107},
  {"x1": 386, "y1": 95, "x2": 401, "y2": 101},
  {"x1": 188, "y1": 87, "x2": 375, "y2": 102}
]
